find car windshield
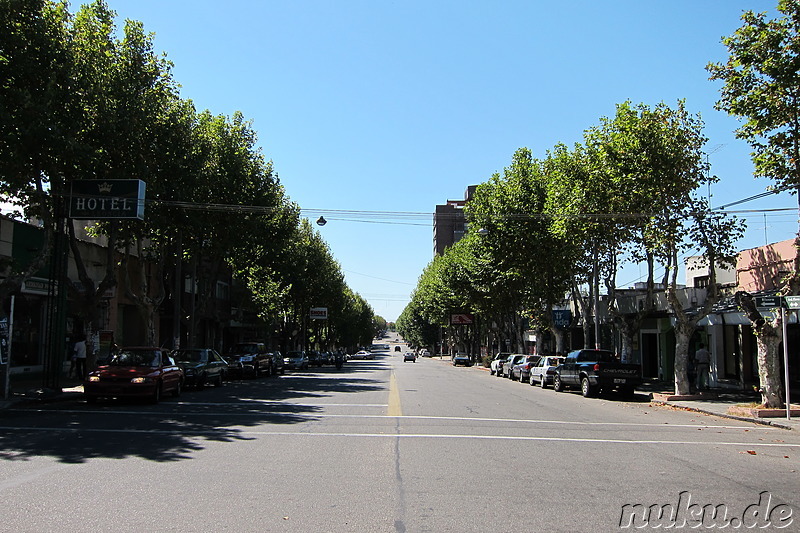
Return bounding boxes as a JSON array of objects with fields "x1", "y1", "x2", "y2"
[
  {"x1": 174, "y1": 350, "x2": 204, "y2": 362},
  {"x1": 109, "y1": 349, "x2": 159, "y2": 367}
]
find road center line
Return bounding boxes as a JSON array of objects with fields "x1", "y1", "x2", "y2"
[{"x1": 387, "y1": 371, "x2": 402, "y2": 417}]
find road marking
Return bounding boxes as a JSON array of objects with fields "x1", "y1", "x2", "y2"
[
  {"x1": 0, "y1": 425, "x2": 797, "y2": 447},
  {"x1": 387, "y1": 371, "x2": 402, "y2": 417},
  {"x1": 19, "y1": 408, "x2": 767, "y2": 431}
]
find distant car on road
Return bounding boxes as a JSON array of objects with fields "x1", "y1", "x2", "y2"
[
  {"x1": 283, "y1": 351, "x2": 309, "y2": 370},
  {"x1": 452, "y1": 353, "x2": 471, "y2": 366},
  {"x1": 226, "y1": 342, "x2": 273, "y2": 378},
  {"x1": 351, "y1": 350, "x2": 373, "y2": 360},
  {"x1": 172, "y1": 348, "x2": 228, "y2": 389},
  {"x1": 395, "y1": 346, "x2": 401, "y2": 352},
  {"x1": 403, "y1": 352, "x2": 417, "y2": 362}
]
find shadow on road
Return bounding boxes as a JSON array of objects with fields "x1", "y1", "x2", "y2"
[{"x1": 0, "y1": 362, "x2": 389, "y2": 464}]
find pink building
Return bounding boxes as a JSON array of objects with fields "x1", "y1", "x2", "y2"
[{"x1": 736, "y1": 238, "x2": 795, "y2": 292}]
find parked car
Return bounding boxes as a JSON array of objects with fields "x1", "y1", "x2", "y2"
[
  {"x1": 529, "y1": 355, "x2": 565, "y2": 388},
  {"x1": 307, "y1": 350, "x2": 323, "y2": 367},
  {"x1": 511, "y1": 355, "x2": 541, "y2": 382},
  {"x1": 226, "y1": 342, "x2": 273, "y2": 378},
  {"x1": 394, "y1": 346, "x2": 401, "y2": 352},
  {"x1": 452, "y1": 353, "x2": 472, "y2": 366},
  {"x1": 490, "y1": 352, "x2": 512, "y2": 376},
  {"x1": 351, "y1": 350, "x2": 373, "y2": 360},
  {"x1": 320, "y1": 351, "x2": 334, "y2": 365},
  {"x1": 85, "y1": 347, "x2": 183, "y2": 404},
  {"x1": 502, "y1": 354, "x2": 527, "y2": 378},
  {"x1": 553, "y1": 349, "x2": 642, "y2": 397},
  {"x1": 268, "y1": 350, "x2": 285, "y2": 375},
  {"x1": 419, "y1": 349, "x2": 431, "y2": 357},
  {"x1": 283, "y1": 351, "x2": 309, "y2": 370},
  {"x1": 403, "y1": 352, "x2": 417, "y2": 362},
  {"x1": 172, "y1": 348, "x2": 228, "y2": 389}
]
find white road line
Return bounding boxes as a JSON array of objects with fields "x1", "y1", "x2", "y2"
[
  {"x1": 0, "y1": 425, "x2": 797, "y2": 447},
  {"x1": 20, "y1": 408, "x2": 767, "y2": 430}
]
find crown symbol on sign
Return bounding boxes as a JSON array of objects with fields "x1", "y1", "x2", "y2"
[{"x1": 98, "y1": 182, "x2": 113, "y2": 193}]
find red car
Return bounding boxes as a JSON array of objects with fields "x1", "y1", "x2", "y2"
[{"x1": 84, "y1": 347, "x2": 183, "y2": 404}]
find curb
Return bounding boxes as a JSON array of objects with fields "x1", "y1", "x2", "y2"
[{"x1": 652, "y1": 399, "x2": 796, "y2": 431}]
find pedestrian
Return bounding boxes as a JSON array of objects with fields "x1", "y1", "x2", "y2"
[
  {"x1": 694, "y1": 342, "x2": 711, "y2": 391},
  {"x1": 67, "y1": 335, "x2": 77, "y2": 379},
  {"x1": 74, "y1": 334, "x2": 87, "y2": 381}
]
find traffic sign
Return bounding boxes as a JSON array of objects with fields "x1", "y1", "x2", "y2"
[
  {"x1": 785, "y1": 296, "x2": 800, "y2": 310},
  {"x1": 755, "y1": 296, "x2": 783, "y2": 310}
]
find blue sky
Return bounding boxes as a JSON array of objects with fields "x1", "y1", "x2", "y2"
[{"x1": 103, "y1": 0, "x2": 796, "y2": 322}]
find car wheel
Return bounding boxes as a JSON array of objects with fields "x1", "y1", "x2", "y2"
[
  {"x1": 172, "y1": 379, "x2": 182, "y2": 398},
  {"x1": 540, "y1": 375, "x2": 548, "y2": 389},
  {"x1": 197, "y1": 373, "x2": 206, "y2": 390},
  {"x1": 215, "y1": 372, "x2": 224, "y2": 387},
  {"x1": 581, "y1": 377, "x2": 595, "y2": 398},
  {"x1": 529, "y1": 373, "x2": 535, "y2": 386},
  {"x1": 553, "y1": 375, "x2": 563, "y2": 392}
]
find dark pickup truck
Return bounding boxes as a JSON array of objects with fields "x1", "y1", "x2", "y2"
[{"x1": 553, "y1": 349, "x2": 641, "y2": 397}]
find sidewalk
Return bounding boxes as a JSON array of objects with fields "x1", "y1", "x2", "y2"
[
  {"x1": 0, "y1": 373, "x2": 85, "y2": 410},
  {"x1": 641, "y1": 381, "x2": 800, "y2": 431}
]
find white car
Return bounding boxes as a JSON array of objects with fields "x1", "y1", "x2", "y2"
[
  {"x1": 529, "y1": 355, "x2": 565, "y2": 388},
  {"x1": 490, "y1": 353, "x2": 511, "y2": 376},
  {"x1": 351, "y1": 350, "x2": 373, "y2": 360}
]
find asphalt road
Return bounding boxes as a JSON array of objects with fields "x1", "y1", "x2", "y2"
[{"x1": 1, "y1": 344, "x2": 799, "y2": 532}]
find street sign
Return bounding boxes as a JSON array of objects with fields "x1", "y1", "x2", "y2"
[
  {"x1": 552, "y1": 310, "x2": 572, "y2": 328},
  {"x1": 755, "y1": 296, "x2": 783, "y2": 310},
  {"x1": 69, "y1": 179, "x2": 146, "y2": 220},
  {"x1": 450, "y1": 313, "x2": 474, "y2": 325},
  {"x1": 310, "y1": 307, "x2": 328, "y2": 320},
  {"x1": 785, "y1": 296, "x2": 800, "y2": 310}
]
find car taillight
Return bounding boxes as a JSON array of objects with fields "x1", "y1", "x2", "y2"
[{"x1": 594, "y1": 363, "x2": 601, "y2": 371}]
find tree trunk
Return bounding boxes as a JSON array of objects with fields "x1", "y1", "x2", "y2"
[
  {"x1": 756, "y1": 318, "x2": 785, "y2": 408},
  {"x1": 736, "y1": 291, "x2": 785, "y2": 408},
  {"x1": 672, "y1": 322, "x2": 694, "y2": 396}
]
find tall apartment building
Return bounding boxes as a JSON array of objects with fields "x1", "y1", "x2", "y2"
[{"x1": 433, "y1": 185, "x2": 477, "y2": 256}]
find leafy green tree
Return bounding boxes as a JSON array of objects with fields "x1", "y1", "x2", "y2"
[
  {"x1": 707, "y1": 0, "x2": 799, "y2": 406},
  {"x1": 0, "y1": 0, "x2": 72, "y2": 305}
]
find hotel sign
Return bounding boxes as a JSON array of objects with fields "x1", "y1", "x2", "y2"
[{"x1": 69, "y1": 180, "x2": 146, "y2": 220}]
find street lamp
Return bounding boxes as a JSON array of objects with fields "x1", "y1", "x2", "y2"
[{"x1": 316, "y1": 216, "x2": 327, "y2": 227}]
